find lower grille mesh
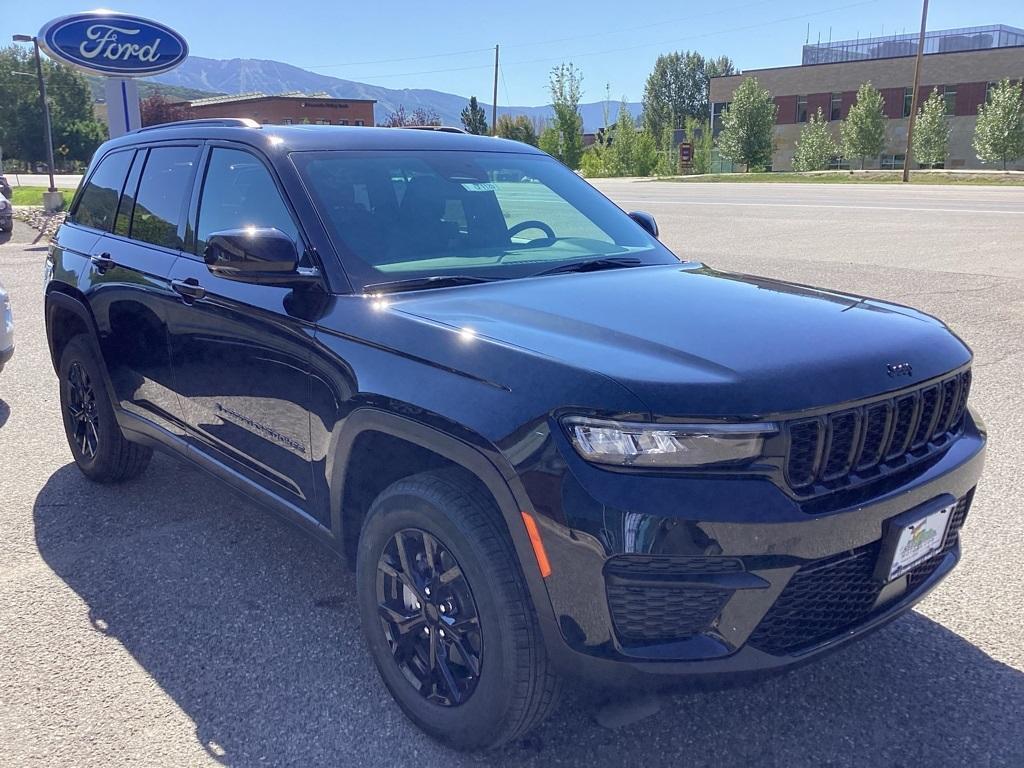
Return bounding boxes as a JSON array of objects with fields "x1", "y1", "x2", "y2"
[
  {"x1": 749, "y1": 492, "x2": 973, "y2": 655},
  {"x1": 605, "y1": 556, "x2": 738, "y2": 644}
]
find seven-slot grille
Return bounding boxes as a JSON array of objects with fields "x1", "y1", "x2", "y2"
[{"x1": 785, "y1": 369, "x2": 971, "y2": 494}]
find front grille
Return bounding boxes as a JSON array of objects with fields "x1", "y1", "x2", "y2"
[
  {"x1": 749, "y1": 493, "x2": 972, "y2": 655},
  {"x1": 785, "y1": 369, "x2": 971, "y2": 496},
  {"x1": 605, "y1": 556, "x2": 739, "y2": 644}
]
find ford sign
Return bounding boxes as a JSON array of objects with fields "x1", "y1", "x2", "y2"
[{"x1": 39, "y1": 12, "x2": 188, "y2": 77}]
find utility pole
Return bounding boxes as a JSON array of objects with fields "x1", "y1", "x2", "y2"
[
  {"x1": 902, "y1": 0, "x2": 929, "y2": 183},
  {"x1": 491, "y1": 45, "x2": 499, "y2": 136},
  {"x1": 12, "y1": 34, "x2": 57, "y2": 195}
]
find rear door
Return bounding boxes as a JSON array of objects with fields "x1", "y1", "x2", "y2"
[
  {"x1": 164, "y1": 143, "x2": 322, "y2": 520},
  {"x1": 76, "y1": 144, "x2": 199, "y2": 437}
]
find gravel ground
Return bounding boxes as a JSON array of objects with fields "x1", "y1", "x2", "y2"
[
  {"x1": 12, "y1": 206, "x2": 67, "y2": 239},
  {"x1": 1, "y1": 181, "x2": 1023, "y2": 767}
]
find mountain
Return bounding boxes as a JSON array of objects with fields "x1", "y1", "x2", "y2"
[
  {"x1": 145, "y1": 56, "x2": 641, "y2": 132},
  {"x1": 85, "y1": 76, "x2": 223, "y2": 103}
]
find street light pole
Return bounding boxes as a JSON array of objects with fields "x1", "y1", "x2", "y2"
[
  {"x1": 13, "y1": 34, "x2": 57, "y2": 194},
  {"x1": 901, "y1": 0, "x2": 929, "y2": 183}
]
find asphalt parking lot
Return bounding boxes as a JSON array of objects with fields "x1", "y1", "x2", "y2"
[{"x1": 1, "y1": 180, "x2": 1023, "y2": 767}]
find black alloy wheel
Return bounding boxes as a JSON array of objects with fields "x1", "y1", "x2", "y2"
[
  {"x1": 376, "y1": 528, "x2": 483, "y2": 706},
  {"x1": 58, "y1": 335, "x2": 152, "y2": 483},
  {"x1": 65, "y1": 361, "x2": 100, "y2": 459}
]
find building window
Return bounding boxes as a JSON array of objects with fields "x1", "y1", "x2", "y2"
[
  {"x1": 339, "y1": 119, "x2": 349, "y2": 126},
  {"x1": 942, "y1": 85, "x2": 956, "y2": 115},
  {"x1": 828, "y1": 155, "x2": 850, "y2": 170},
  {"x1": 711, "y1": 102, "x2": 729, "y2": 135},
  {"x1": 314, "y1": 119, "x2": 329, "y2": 125},
  {"x1": 796, "y1": 95, "x2": 808, "y2": 123},
  {"x1": 903, "y1": 87, "x2": 914, "y2": 118},
  {"x1": 282, "y1": 118, "x2": 293, "y2": 125},
  {"x1": 354, "y1": 120, "x2": 365, "y2": 126},
  {"x1": 880, "y1": 153, "x2": 906, "y2": 170},
  {"x1": 830, "y1": 93, "x2": 842, "y2": 121}
]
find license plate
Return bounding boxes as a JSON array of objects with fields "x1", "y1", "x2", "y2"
[{"x1": 883, "y1": 503, "x2": 954, "y2": 581}]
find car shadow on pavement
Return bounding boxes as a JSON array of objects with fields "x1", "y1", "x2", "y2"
[{"x1": 34, "y1": 457, "x2": 1024, "y2": 768}]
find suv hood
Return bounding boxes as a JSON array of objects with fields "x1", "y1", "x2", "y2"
[{"x1": 388, "y1": 264, "x2": 971, "y2": 417}]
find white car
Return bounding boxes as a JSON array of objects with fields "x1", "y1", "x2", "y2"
[
  {"x1": 0, "y1": 283, "x2": 12, "y2": 373},
  {"x1": 0, "y1": 195, "x2": 12, "y2": 233}
]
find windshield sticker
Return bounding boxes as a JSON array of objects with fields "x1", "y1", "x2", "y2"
[{"x1": 461, "y1": 182, "x2": 497, "y2": 192}]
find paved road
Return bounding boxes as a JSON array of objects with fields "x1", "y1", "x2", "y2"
[
  {"x1": 5, "y1": 173, "x2": 82, "y2": 190},
  {"x1": 2, "y1": 181, "x2": 1023, "y2": 767}
]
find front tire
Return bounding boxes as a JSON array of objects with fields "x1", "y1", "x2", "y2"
[
  {"x1": 356, "y1": 470, "x2": 560, "y2": 750},
  {"x1": 58, "y1": 335, "x2": 152, "y2": 483}
]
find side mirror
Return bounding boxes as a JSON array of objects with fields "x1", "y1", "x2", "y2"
[
  {"x1": 204, "y1": 227, "x2": 318, "y2": 286},
  {"x1": 628, "y1": 210, "x2": 659, "y2": 238}
]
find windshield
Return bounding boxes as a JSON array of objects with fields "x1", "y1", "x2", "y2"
[{"x1": 291, "y1": 149, "x2": 679, "y2": 290}]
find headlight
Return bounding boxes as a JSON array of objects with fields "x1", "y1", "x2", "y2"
[
  {"x1": 0, "y1": 198, "x2": 9, "y2": 211},
  {"x1": 563, "y1": 416, "x2": 777, "y2": 468}
]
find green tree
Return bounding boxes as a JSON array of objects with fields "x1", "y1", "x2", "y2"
[
  {"x1": 912, "y1": 88, "x2": 950, "y2": 168},
  {"x1": 58, "y1": 119, "x2": 107, "y2": 164},
  {"x1": 0, "y1": 45, "x2": 107, "y2": 165},
  {"x1": 641, "y1": 51, "x2": 735, "y2": 142},
  {"x1": 495, "y1": 114, "x2": 539, "y2": 146},
  {"x1": 792, "y1": 107, "x2": 837, "y2": 171},
  {"x1": 538, "y1": 125, "x2": 561, "y2": 158},
  {"x1": 840, "y1": 82, "x2": 886, "y2": 169},
  {"x1": 460, "y1": 96, "x2": 488, "y2": 135},
  {"x1": 380, "y1": 105, "x2": 441, "y2": 127},
  {"x1": 973, "y1": 79, "x2": 1024, "y2": 170},
  {"x1": 547, "y1": 63, "x2": 584, "y2": 169},
  {"x1": 683, "y1": 116, "x2": 714, "y2": 175},
  {"x1": 717, "y1": 77, "x2": 776, "y2": 171}
]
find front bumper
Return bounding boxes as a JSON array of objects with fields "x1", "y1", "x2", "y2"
[{"x1": 522, "y1": 414, "x2": 986, "y2": 683}]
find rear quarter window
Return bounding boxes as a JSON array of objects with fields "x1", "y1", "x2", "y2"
[{"x1": 70, "y1": 150, "x2": 133, "y2": 232}]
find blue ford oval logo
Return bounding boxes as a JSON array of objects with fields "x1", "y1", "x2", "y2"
[{"x1": 39, "y1": 13, "x2": 188, "y2": 77}]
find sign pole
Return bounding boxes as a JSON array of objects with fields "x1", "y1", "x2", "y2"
[
  {"x1": 105, "y1": 78, "x2": 142, "y2": 138},
  {"x1": 901, "y1": 0, "x2": 929, "y2": 183},
  {"x1": 31, "y1": 37, "x2": 58, "y2": 193},
  {"x1": 491, "y1": 45, "x2": 499, "y2": 136}
]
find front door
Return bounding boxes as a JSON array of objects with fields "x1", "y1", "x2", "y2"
[{"x1": 164, "y1": 145, "x2": 322, "y2": 519}]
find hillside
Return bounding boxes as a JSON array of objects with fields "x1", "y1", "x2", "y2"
[
  {"x1": 143, "y1": 56, "x2": 641, "y2": 130},
  {"x1": 85, "y1": 75, "x2": 224, "y2": 103}
]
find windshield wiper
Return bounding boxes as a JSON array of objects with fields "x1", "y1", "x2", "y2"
[
  {"x1": 530, "y1": 257, "x2": 644, "y2": 278},
  {"x1": 362, "y1": 274, "x2": 495, "y2": 295}
]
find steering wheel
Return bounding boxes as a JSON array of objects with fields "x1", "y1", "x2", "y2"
[{"x1": 507, "y1": 220, "x2": 556, "y2": 244}]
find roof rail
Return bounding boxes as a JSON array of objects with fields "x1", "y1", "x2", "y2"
[
  {"x1": 399, "y1": 125, "x2": 468, "y2": 134},
  {"x1": 131, "y1": 118, "x2": 261, "y2": 134}
]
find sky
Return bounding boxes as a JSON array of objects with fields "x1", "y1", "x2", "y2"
[{"x1": 5, "y1": 0, "x2": 1023, "y2": 105}]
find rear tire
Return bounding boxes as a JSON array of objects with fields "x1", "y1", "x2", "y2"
[
  {"x1": 58, "y1": 335, "x2": 152, "y2": 483},
  {"x1": 356, "y1": 470, "x2": 560, "y2": 750}
]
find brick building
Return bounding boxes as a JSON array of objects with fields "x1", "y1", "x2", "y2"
[
  {"x1": 710, "y1": 25, "x2": 1024, "y2": 170},
  {"x1": 188, "y1": 92, "x2": 376, "y2": 127}
]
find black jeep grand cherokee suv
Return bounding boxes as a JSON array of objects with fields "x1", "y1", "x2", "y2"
[{"x1": 45, "y1": 119, "x2": 985, "y2": 749}]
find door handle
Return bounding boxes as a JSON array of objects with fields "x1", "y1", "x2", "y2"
[
  {"x1": 171, "y1": 278, "x2": 206, "y2": 301},
  {"x1": 90, "y1": 252, "x2": 116, "y2": 272}
]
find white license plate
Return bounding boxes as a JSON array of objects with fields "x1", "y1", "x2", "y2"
[{"x1": 886, "y1": 504, "x2": 954, "y2": 581}]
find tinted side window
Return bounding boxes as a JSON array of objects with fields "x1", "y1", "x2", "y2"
[
  {"x1": 131, "y1": 146, "x2": 199, "y2": 249},
  {"x1": 114, "y1": 150, "x2": 144, "y2": 237},
  {"x1": 196, "y1": 148, "x2": 299, "y2": 256},
  {"x1": 71, "y1": 150, "x2": 133, "y2": 232}
]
